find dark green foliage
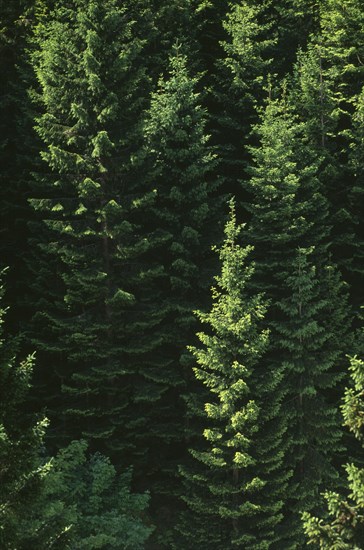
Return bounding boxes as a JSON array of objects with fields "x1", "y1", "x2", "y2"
[
  {"x1": 133, "y1": 46, "x2": 219, "y2": 539},
  {"x1": 29, "y1": 0, "x2": 152, "y2": 450},
  {"x1": 246, "y1": 97, "x2": 330, "y2": 287},
  {"x1": 275, "y1": 249, "x2": 343, "y2": 536},
  {"x1": 347, "y1": 88, "x2": 364, "y2": 311},
  {"x1": 0, "y1": 276, "x2": 152, "y2": 549},
  {"x1": 303, "y1": 353, "x2": 364, "y2": 549},
  {"x1": 294, "y1": 0, "x2": 364, "y2": 312},
  {"x1": 0, "y1": 1, "x2": 361, "y2": 547},
  {"x1": 0, "y1": 275, "x2": 48, "y2": 548},
  {"x1": 0, "y1": 0, "x2": 41, "y2": 332},
  {"x1": 212, "y1": 0, "x2": 273, "y2": 199},
  {"x1": 178, "y1": 202, "x2": 286, "y2": 549},
  {"x1": 245, "y1": 98, "x2": 348, "y2": 545}
]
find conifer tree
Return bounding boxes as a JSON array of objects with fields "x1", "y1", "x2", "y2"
[
  {"x1": 0, "y1": 274, "x2": 49, "y2": 548},
  {"x1": 246, "y1": 97, "x2": 330, "y2": 283},
  {"x1": 25, "y1": 440, "x2": 153, "y2": 550},
  {"x1": 292, "y1": 0, "x2": 364, "y2": 312},
  {"x1": 245, "y1": 98, "x2": 348, "y2": 545},
  {"x1": 0, "y1": 0, "x2": 43, "y2": 333},
  {"x1": 274, "y1": 248, "x2": 343, "y2": 542},
  {"x1": 178, "y1": 202, "x2": 287, "y2": 549},
  {"x1": 212, "y1": 0, "x2": 273, "y2": 200},
  {"x1": 303, "y1": 352, "x2": 364, "y2": 549},
  {"x1": 125, "y1": 47, "x2": 219, "y2": 538},
  {"x1": 29, "y1": 0, "x2": 153, "y2": 452},
  {"x1": 347, "y1": 88, "x2": 364, "y2": 311}
]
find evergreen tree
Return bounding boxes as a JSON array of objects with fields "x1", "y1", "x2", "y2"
[
  {"x1": 0, "y1": 274, "x2": 48, "y2": 548},
  {"x1": 245, "y1": 96, "x2": 331, "y2": 287},
  {"x1": 274, "y1": 248, "x2": 343, "y2": 541},
  {"x1": 212, "y1": 0, "x2": 273, "y2": 200},
  {"x1": 294, "y1": 0, "x2": 364, "y2": 313},
  {"x1": 0, "y1": 274, "x2": 152, "y2": 549},
  {"x1": 29, "y1": 0, "x2": 152, "y2": 453},
  {"x1": 264, "y1": 0, "x2": 320, "y2": 76},
  {"x1": 178, "y1": 202, "x2": 287, "y2": 549},
  {"x1": 25, "y1": 440, "x2": 153, "y2": 550},
  {"x1": 347, "y1": 87, "x2": 364, "y2": 311},
  {"x1": 0, "y1": 0, "x2": 43, "y2": 333},
  {"x1": 129, "y1": 46, "x2": 219, "y2": 539},
  {"x1": 303, "y1": 352, "x2": 364, "y2": 549},
  {"x1": 245, "y1": 98, "x2": 348, "y2": 545}
]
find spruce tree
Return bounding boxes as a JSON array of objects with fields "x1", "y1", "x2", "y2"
[
  {"x1": 293, "y1": 0, "x2": 364, "y2": 313},
  {"x1": 25, "y1": 440, "x2": 153, "y2": 550},
  {"x1": 274, "y1": 248, "x2": 343, "y2": 539},
  {"x1": 245, "y1": 97, "x2": 348, "y2": 545},
  {"x1": 303, "y1": 351, "x2": 364, "y2": 549},
  {"x1": 0, "y1": 274, "x2": 49, "y2": 549},
  {"x1": 29, "y1": 0, "x2": 152, "y2": 453},
  {"x1": 126, "y1": 46, "x2": 219, "y2": 539},
  {"x1": 212, "y1": 0, "x2": 273, "y2": 200},
  {"x1": 178, "y1": 202, "x2": 287, "y2": 549}
]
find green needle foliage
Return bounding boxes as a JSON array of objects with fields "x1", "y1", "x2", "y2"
[
  {"x1": 0, "y1": 278, "x2": 152, "y2": 550},
  {"x1": 274, "y1": 249, "x2": 343, "y2": 534},
  {"x1": 179, "y1": 201, "x2": 285, "y2": 549},
  {"x1": 245, "y1": 97, "x2": 349, "y2": 545},
  {"x1": 212, "y1": 0, "x2": 273, "y2": 199},
  {"x1": 0, "y1": 275, "x2": 48, "y2": 549},
  {"x1": 0, "y1": 1, "x2": 361, "y2": 547},
  {"x1": 347, "y1": 87, "x2": 364, "y2": 312},
  {"x1": 303, "y1": 352, "x2": 364, "y2": 549},
  {"x1": 132, "y1": 46, "x2": 219, "y2": 539},
  {"x1": 25, "y1": 440, "x2": 153, "y2": 550},
  {"x1": 299, "y1": 0, "x2": 364, "y2": 312},
  {"x1": 29, "y1": 0, "x2": 152, "y2": 453}
]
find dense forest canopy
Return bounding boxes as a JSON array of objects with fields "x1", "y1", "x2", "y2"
[{"x1": 0, "y1": 0, "x2": 363, "y2": 548}]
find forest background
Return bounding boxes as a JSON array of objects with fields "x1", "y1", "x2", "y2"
[{"x1": 0, "y1": 0, "x2": 363, "y2": 548}]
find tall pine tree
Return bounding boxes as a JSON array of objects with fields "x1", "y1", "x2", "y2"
[
  {"x1": 29, "y1": 0, "x2": 152, "y2": 454},
  {"x1": 128, "y1": 45, "x2": 219, "y2": 541},
  {"x1": 245, "y1": 97, "x2": 348, "y2": 546},
  {"x1": 178, "y1": 202, "x2": 287, "y2": 549}
]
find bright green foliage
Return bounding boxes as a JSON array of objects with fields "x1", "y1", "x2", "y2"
[
  {"x1": 303, "y1": 353, "x2": 364, "y2": 549},
  {"x1": 25, "y1": 440, "x2": 153, "y2": 550},
  {"x1": 178, "y1": 202, "x2": 286, "y2": 549},
  {"x1": 29, "y1": 0, "x2": 152, "y2": 451},
  {"x1": 290, "y1": 39, "x2": 364, "y2": 325},
  {"x1": 291, "y1": 46, "x2": 336, "y2": 151},
  {"x1": 0, "y1": 276, "x2": 48, "y2": 549},
  {"x1": 319, "y1": 0, "x2": 364, "y2": 103}
]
